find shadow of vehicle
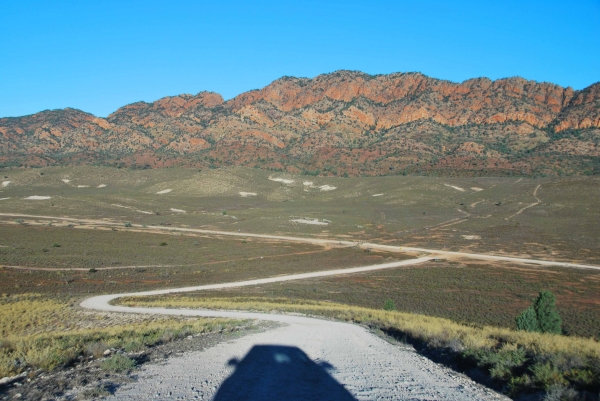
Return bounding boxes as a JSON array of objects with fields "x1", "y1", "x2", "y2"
[{"x1": 213, "y1": 345, "x2": 357, "y2": 401}]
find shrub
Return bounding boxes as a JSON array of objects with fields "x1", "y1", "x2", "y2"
[
  {"x1": 222, "y1": 210, "x2": 227, "y2": 215},
  {"x1": 80, "y1": 387, "x2": 110, "y2": 399},
  {"x1": 516, "y1": 306, "x2": 540, "y2": 332},
  {"x1": 52, "y1": 243, "x2": 61, "y2": 248},
  {"x1": 124, "y1": 222, "x2": 132, "y2": 227},
  {"x1": 85, "y1": 342, "x2": 108, "y2": 359},
  {"x1": 100, "y1": 354, "x2": 136, "y2": 373},
  {"x1": 159, "y1": 242, "x2": 167, "y2": 246},
  {"x1": 123, "y1": 339, "x2": 146, "y2": 352},
  {"x1": 516, "y1": 291, "x2": 562, "y2": 334},
  {"x1": 383, "y1": 299, "x2": 396, "y2": 311}
]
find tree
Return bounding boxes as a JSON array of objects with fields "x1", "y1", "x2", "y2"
[
  {"x1": 383, "y1": 299, "x2": 396, "y2": 311},
  {"x1": 515, "y1": 290, "x2": 562, "y2": 334},
  {"x1": 533, "y1": 290, "x2": 562, "y2": 334}
]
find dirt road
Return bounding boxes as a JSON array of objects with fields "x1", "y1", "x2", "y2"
[
  {"x1": 2, "y1": 212, "x2": 599, "y2": 270},
  {"x1": 82, "y1": 257, "x2": 507, "y2": 400}
]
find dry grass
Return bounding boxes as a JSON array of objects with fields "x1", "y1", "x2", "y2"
[{"x1": 0, "y1": 294, "x2": 245, "y2": 377}]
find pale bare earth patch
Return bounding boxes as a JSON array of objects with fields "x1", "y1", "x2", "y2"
[
  {"x1": 470, "y1": 200, "x2": 485, "y2": 208},
  {"x1": 291, "y1": 218, "x2": 329, "y2": 226},
  {"x1": 156, "y1": 189, "x2": 172, "y2": 194},
  {"x1": 268, "y1": 176, "x2": 294, "y2": 184},
  {"x1": 372, "y1": 193, "x2": 384, "y2": 197},
  {"x1": 239, "y1": 192, "x2": 257, "y2": 197},
  {"x1": 319, "y1": 185, "x2": 337, "y2": 191},
  {"x1": 1, "y1": 181, "x2": 10, "y2": 187},
  {"x1": 77, "y1": 185, "x2": 90, "y2": 188},
  {"x1": 444, "y1": 184, "x2": 465, "y2": 192},
  {"x1": 97, "y1": 184, "x2": 107, "y2": 188},
  {"x1": 24, "y1": 196, "x2": 51, "y2": 200},
  {"x1": 112, "y1": 204, "x2": 153, "y2": 214},
  {"x1": 462, "y1": 235, "x2": 481, "y2": 240},
  {"x1": 471, "y1": 187, "x2": 484, "y2": 192},
  {"x1": 0, "y1": 198, "x2": 10, "y2": 201},
  {"x1": 301, "y1": 182, "x2": 336, "y2": 191},
  {"x1": 61, "y1": 179, "x2": 71, "y2": 184},
  {"x1": 170, "y1": 208, "x2": 186, "y2": 213}
]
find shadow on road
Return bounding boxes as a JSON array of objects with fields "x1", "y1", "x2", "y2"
[{"x1": 213, "y1": 345, "x2": 357, "y2": 401}]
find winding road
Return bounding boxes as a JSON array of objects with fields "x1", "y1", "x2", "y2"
[{"x1": 83, "y1": 256, "x2": 509, "y2": 401}]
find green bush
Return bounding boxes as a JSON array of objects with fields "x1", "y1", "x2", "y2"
[
  {"x1": 516, "y1": 291, "x2": 562, "y2": 334},
  {"x1": 100, "y1": 354, "x2": 136, "y2": 373},
  {"x1": 516, "y1": 306, "x2": 540, "y2": 332},
  {"x1": 383, "y1": 299, "x2": 396, "y2": 311}
]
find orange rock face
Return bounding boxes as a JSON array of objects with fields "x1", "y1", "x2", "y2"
[{"x1": 1, "y1": 72, "x2": 598, "y2": 176}]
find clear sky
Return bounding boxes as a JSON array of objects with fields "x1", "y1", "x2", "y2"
[{"x1": 1, "y1": 0, "x2": 599, "y2": 118}]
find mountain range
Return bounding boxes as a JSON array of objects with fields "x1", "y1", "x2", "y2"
[{"x1": 1, "y1": 70, "x2": 599, "y2": 176}]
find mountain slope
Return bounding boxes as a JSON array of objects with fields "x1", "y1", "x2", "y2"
[{"x1": 1, "y1": 71, "x2": 599, "y2": 176}]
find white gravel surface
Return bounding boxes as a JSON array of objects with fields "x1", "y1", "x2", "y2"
[{"x1": 105, "y1": 316, "x2": 507, "y2": 401}]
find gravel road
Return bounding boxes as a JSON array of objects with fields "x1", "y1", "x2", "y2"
[{"x1": 104, "y1": 314, "x2": 508, "y2": 401}]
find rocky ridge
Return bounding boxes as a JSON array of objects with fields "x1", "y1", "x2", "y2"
[{"x1": 1, "y1": 71, "x2": 599, "y2": 176}]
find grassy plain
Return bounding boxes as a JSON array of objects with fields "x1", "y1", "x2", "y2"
[
  {"x1": 0, "y1": 224, "x2": 399, "y2": 296},
  {"x1": 0, "y1": 166, "x2": 598, "y2": 263}
]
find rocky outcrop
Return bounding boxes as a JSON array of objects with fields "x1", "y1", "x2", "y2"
[
  {"x1": 554, "y1": 83, "x2": 600, "y2": 132},
  {"x1": 1, "y1": 71, "x2": 598, "y2": 176}
]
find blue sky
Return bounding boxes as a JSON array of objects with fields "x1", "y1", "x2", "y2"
[{"x1": 1, "y1": 0, "x2": 599, "y2": 118}]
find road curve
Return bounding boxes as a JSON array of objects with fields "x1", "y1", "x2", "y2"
[{"x1": 82, "y1": 256, "x2": 507, "y2": 400}]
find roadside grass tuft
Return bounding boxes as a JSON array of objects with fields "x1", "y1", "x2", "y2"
[
  {"x1": 79, "y1": 386, "x2": 111, "y2": 399},
  {"x1": 100, "y1": 354, "x2": 136, "y2": 373}
]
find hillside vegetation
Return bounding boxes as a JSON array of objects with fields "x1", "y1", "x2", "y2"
[{"x1": 1, "y1": 71, "x2": 599, "y2": 176}]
